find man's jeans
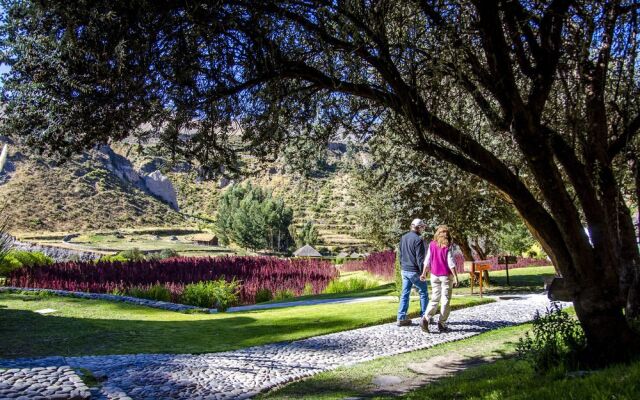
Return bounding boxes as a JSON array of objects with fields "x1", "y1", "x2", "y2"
[{"x1": 397, "y1": 270, "x2": 429, "y2": 321}]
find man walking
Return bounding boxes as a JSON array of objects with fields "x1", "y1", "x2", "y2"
[{"x1": 397, "y1": 218, "x2": 429, "y2": 326}]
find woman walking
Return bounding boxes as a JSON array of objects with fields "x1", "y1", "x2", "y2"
[{"x1": 420, "y1": 225, "x2": 459, "y2": 333}]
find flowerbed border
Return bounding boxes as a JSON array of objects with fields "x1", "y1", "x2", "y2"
[{"x1": 0, "y1": 286, "x2": 215, "y2": 313}]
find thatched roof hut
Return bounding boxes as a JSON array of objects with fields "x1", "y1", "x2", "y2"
[
  {"x1": 191, "y1": 233, "x2": 219, "y2": 246},
  {"x1": 293, "y1": 244, "x2": 323, "y2": 258}
]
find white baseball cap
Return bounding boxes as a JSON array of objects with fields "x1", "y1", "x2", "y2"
[{"x1": 411, "y1": 218, "x2": 426, "y2": 227}]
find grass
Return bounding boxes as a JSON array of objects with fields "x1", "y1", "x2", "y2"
[
  {"x1": 261, "y1": 314, "x2": 640, "y2": 400},
  {"x1": 452, "y1": 265, "x2": 556, "y2": 296},
  {"x1": 0, "y1": 292, "x2": 491, "y2": 359}
]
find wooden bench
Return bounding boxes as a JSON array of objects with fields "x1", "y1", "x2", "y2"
[{"x1": 464, "y1": 261, "x2": 492, "y2": 297}]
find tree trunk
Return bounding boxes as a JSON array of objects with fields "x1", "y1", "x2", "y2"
[
  {"x1": 471, "y1": 239, "x2": 486, "y2": 260},
  {"x1": 574, "y1": 292, "x2": 640, "y2": 366},
  {"x1": 458, "y1": 236, "x2": 474, "y2": 261}
]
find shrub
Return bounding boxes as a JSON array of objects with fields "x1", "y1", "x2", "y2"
[
  {"x1": 98, "y1": 254, "x2": 129, "y2": 263},
  {"x1": 181, "y1": 278, "x2": 240, "y2": 311},
  {"x1": 254, "y1": 287, "x2": 273, "y2": 303},
  {"x1": 145, "y1": 248, "x2": 180, "y2": 261},
  {"x1": 158, "y1": 248, "x2": 179, "y2": 259},
  {"x1": 0, "y1": 250, "x2": 53, "y2": 277},
  {"x1": 323, "y1": 276, "x2": 379, "y2": 294},
  {"x1": 127, "y1": 284, "x2": 172, "y2": 302},
  {"x1": 118, "y1": 248, "x2": 145, "y2": 262},
  {"x1": 303, "y1": 282, "x2": 314, "y2": 296},
  {"x1": 516, "y1": 303, "x2": 586, "y2": 373},
  {"x1": 273, "y1": 289, "x2": 295, "y2": 301}
]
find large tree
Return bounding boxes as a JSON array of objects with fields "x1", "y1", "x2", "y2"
[
  {"x1": 2, "y1": 1, "x2": 639, "y2": 364},
  {"x1": 349, "y1": 139, "x2": 516, "y2": 259}
]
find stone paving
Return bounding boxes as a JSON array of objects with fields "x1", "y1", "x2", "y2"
[
  {"x1": 0, "y1": 294, "x2": 561, "y2": 399},
  {"x1": 0, "y1": 366, "x2": 91, "y2": 399}
]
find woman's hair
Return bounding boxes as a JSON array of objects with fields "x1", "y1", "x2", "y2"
[{"x1": 433, "y1": 225, "x2": 452, "y2": 247}]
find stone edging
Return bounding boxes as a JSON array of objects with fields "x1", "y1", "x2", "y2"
[{"x1": 0, "y1": 286, "x2": 211, "y2": 313}]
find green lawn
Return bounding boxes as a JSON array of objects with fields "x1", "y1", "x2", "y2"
[
  {"x1": 452, "y1": 265, "x2": 556, "y2": 296},
  {"x1": 0, "y1": 292, "x2": 491, "y2": 359},
  {"x1": 261, "y1": 315, "x2": 640, "y2": 400}
]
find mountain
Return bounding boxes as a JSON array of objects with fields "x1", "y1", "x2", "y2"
[{"x1": 0, "y1": 139, "x2": 372, "y2": 252}]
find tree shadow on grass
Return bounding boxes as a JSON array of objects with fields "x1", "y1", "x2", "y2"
[{"x1": 0, "y1": 307, "x2": 368, "y2": 360}]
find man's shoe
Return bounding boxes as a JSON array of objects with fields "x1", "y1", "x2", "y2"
[
  {"x1": 437, "y1": 322, "x2": 449, "y2": 332},
  {"x1": 420, "y1": 317, "x2": 429, "y2": 333},
  {"x1": 397, "y1": 319, "x2": 412, "y2": 327}
]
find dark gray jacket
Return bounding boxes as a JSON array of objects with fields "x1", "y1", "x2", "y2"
[{"x1": 399, "y1": 231, "x2": 426, "y2": 273}]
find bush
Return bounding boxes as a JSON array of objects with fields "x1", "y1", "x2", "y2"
[
  {"x1": 97, "y1": 254, "x2": 129, "y2": 263},
  {"x1": 181, "y1": 278, "x2": 240, "y2": 311},
  {"x1": 254, "y1": 287, "x2": 273, "y2": 303},
  {"x1": 323, "y1": 276, "x2": 379, "y2": 294},
  {"x1": 0, "y1": 250, "x2": 53, "y2": 277},
  {"x1": 303, "y1": 282, "x2": 314, "y2": 296},
  {"x1": 118, "y1": 248, "x2": 145, "y2": 262},
  {"x1": 145, "y1": 248, "x2": 179, "y2": 261},
  {"x1": 516, "y1": 303, "x2": 586, "y2": 373},
  {"x1": 127, "y1": 284, "x2": 172, "y2": 302},
  {"x1": 273, "y1": 289, "x2": 295, "y2": 301},
  {"x1": 158, "y1": 248, "x2": 179, "y2": 259}
]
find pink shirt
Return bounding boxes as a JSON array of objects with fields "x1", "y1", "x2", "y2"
[{"x1": 425, "y1": 240, "x2": 455, "y2": 276}]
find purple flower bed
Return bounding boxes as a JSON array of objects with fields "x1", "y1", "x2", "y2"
[
  {"x1": 483, "y1": 256, "x2": 550, "y2": 271},
  {"x1": 5, "y1": 256, "x2": 338, "y2": 305},
  {"x1": 343, "y1": 250, "x2": 549, "y2": 276},
  {"x1": 341, "y1": 251, "x2": 395, "y2": 280}
]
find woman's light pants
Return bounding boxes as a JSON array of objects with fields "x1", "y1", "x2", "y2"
[{"x1": 425, "y1": 274, "x2": 453, "y2": 325}]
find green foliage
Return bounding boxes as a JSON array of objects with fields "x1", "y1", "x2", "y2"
[
  {"x1": 516, "y1": 304, "x2": 586, "y2": 373},
  {"x1": 118, "y1": 248, "x2": 146, "y2": 262},
  {"x1": 303, "y1": 282, "x2": 314, "y2": 296},
  {"x1": 0, "y1": 250, "x2": 53, "y2": 277},
  {"x1": 323, "y1": 276, "x2": 379, "y2": 294},
  {"x1": 181, "y1": 278, "x2": 240, "y2": 311},
  {"x1": 254, "y1": 288, "x2": 273, "y2": 303},
  {"x1": 145, "y1": 248, "x2": 179, "y2": 261},
  {"x1": 294, "y1": 220, "x2": 319, "y2": 247},
  {"x1": 497, "y1": 220, "x2": 536, "y2": 256},
  {"x1": 273, "y1": 289, "x2": 295, "y2": 301},
  {"x1": 98, "y1": 254, "x2": 129, "y2": 263},
  {"x1": 127, "y1": 284, "x2": 172, "y2": 302},
  {"x1": 216, "y1": 183, "x2": 294, "y2": 252},
  {"x1": 334, "y1": 257, "x2": 345, "y2": 265},
  {"x1": 100, "y1": 248, "x2": 146, "y2": 263}
]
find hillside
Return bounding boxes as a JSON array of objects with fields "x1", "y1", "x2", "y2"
[
  {"x1": 0, "y1": 140, "x2": 373, "y2": 252},
  {"x1": 0, "y1": 142, "x2": 185, "y2": 233}
]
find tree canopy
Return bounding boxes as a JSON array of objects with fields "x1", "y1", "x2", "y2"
[{"x1": 2, "y1": 0, "x2": 640, "y2": 365}]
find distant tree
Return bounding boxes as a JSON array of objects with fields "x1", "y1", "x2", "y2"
[
  {"x1": 216, "y1": 183, "x2": 293, "y2": 251},
  {"x1": 294, "y1": 220, "x2": 319, "y2": 247}
]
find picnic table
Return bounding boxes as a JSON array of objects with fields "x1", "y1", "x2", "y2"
[{"x1": 464, "y1": 261, "x2": 492, "y2": 297}]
